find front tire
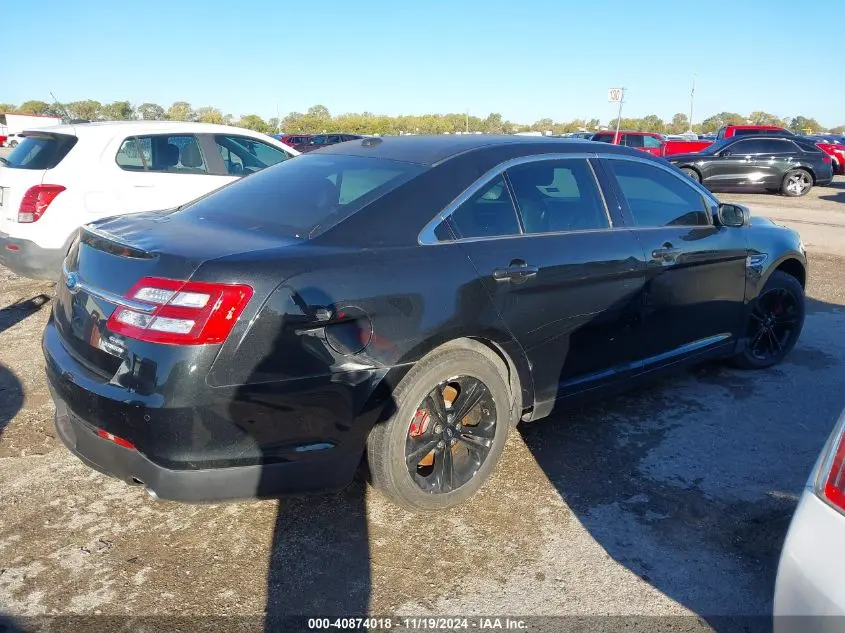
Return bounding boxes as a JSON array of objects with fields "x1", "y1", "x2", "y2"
[
  {"x1": 680, "y1": 167, "x2": 701, "y2": 183},
  {"x1": 366, "y1": 342, "x2": 512, "y2": 511},
  {"x1": 781, "y1": 169, "x2": 813, "y2": 197},
  {"x1": 731, "y1": 271, "x2": 805, "y2": 369}
]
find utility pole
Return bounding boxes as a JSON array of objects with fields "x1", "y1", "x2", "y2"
[
  {"x1": 612, "y1": 88, "x2": 625, "y2": 145},
  {"x1": 688, "y1": 74, "x2": 696, "y2": 134}
]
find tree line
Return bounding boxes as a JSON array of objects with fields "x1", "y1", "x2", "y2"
[{"x1": 3, "y1": 99, "x2": 843, "y2": 136}]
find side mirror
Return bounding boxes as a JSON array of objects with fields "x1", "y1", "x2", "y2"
[{"x1": 717, "y1": 203, "x2": 750, "y2": 228}]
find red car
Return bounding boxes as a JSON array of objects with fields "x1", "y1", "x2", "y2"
[
  {"x1": 805, "y1": 136, "x2": 845, "y2": 176},
  {"x1": 589, "y1": 131, "x2": 665, "y2": 156}
]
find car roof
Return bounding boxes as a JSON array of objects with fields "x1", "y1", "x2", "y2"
[
  {"x1": 593, "y1": 130, "x2": 657, "y2": 135},
  {"x1": 313, "y1": 134, "x2": 645, "y2": 166},
  {"x1": 21, "y1": 120, "x2": 275, "y2": 138}
]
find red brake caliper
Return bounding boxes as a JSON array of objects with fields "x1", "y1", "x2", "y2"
[{"x1": 409, "y1": 409, "x2": 430, "y2": 438}]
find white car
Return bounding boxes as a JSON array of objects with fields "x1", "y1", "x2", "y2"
[
  {"x1": 0, "y1": 121, "x2": 299, "y2": 280},
  {"x1": 774, "y1": 408, "x2": 845, "y2": 631}
]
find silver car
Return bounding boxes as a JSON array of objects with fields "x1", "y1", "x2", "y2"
[{"x1": 774, "y1": 408, "x2": 845, "y2": 632}]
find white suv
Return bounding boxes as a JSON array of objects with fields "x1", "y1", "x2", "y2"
[{"x1": 0, "y1": 121, "x2": 298, "y2": 280}]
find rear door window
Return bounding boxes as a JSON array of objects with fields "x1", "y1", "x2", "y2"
[
  {"x1": 592, "y1": 133, "x2": 614, "y2": 143},
  {"x1": 115, "y1": 134, "x2": 207, "y2": 174},
  {"x1": 4, "y1": 134, "x2": 77, "y2": 170},
  {"x1": 507, "y1": 159, "x2": 609, "y2": 233},
  {"x1": 623, "y1": 134, "x2": 644, "y2": 148}
]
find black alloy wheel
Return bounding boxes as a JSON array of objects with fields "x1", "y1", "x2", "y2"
[
  {"x1": 733, "y1": 270, "x2": 805, "y2": 369},
  {"x1": 747, "y1": 288, "x2": 800, "y2": 360},
  {"x1": 405, "y1": 376, "x2": 497, "y2": 494},
  {"x1": 366, "y1": 341, "x2": 512, "y2": 511}
]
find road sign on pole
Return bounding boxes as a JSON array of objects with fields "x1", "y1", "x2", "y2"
[{"x1": 608, "y1": 88, "x2": 626, "y2": 144}]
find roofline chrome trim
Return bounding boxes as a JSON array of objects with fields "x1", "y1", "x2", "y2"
[
  {"x1": 418, "y1": 151, "x2": 602, "y2": 246},
  {"x1": 61, "y1": 262, "x2": 156, "y2": 313}
]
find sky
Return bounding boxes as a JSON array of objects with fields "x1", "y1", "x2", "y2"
[{"x1": 4, "y1": 0, "x2": 844, "y2": 127}]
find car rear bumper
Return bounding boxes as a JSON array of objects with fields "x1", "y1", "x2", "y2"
[
  {"x1": 43, "y1": 319, "x2": 381, "y2": 502},
  {"x1": 774, "y1": 490, "x2": 845, "y2": 631},
  {"x1": 52, "y1": 396, "x2": 360, "y2": 502},
  {"x1": 0, "y1": 232, "x2": 65, "y2": 281}
]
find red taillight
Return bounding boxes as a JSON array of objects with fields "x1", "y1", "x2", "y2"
[
  {"x1": 18, "y1": 184, "x2": 65, "y2": 223},
  {"x1": 105, "y1": 277, "x2": 253, "y2": 345},
  {"x1": 96, "y1": 429, "x2": 136, "y2": 450},
  {"x1": 818, "y1": 416, "x2": 845, "y2": 514}
]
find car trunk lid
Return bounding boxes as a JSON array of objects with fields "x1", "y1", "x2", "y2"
[{"x1": 53, "y1": 209, "x2": 298, "y2": 378}]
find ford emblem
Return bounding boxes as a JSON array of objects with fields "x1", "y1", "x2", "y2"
[{"x1": 65, "y1": 272, "x2": 80, "y2": 293}]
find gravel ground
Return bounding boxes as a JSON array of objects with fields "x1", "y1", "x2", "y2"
[{"x1": 1, "y1": 178, "x2": 844, "y2": 632}]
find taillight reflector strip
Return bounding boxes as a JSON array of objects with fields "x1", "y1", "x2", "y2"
[
  {"x1": 97, "y1": 429, "x2": 136, "y2": 450},
  {"x1": 106, "y1": 277, "x2": 253, "y2": 345},
  {"x1": 18, "y1": 184, "x2": 66, "y2": 223}
]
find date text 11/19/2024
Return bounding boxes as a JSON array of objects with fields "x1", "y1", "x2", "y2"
[{"x1": 307, "y1": 617, "x2": 529, "y2": 630}]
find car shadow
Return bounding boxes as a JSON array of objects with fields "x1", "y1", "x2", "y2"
[
  {"x1": 221, "y1": 285, "x2": 378, "y2": 632},
  {"x1": 0, "y1": 361, "x2": 26, "y2": 633},
  {"x1": 0, "y1": 294, "x2": 51, "y2": 336},
  {"x1": 519, "y1": 295, "x2": 841, "y2": 632}
]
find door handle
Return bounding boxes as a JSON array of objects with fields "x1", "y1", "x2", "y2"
[
  {"x1": 651, "y1": 247, "x2": 682, "y2": 262},
  {"x1": 493, "y1": 263, "x2": 539, "y2": 282}
]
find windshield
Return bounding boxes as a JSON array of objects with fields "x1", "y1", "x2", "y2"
[
  {"x1": 176, "y1": 153, "x2": 425, "y2": 239},
  {"x1": 5, "y1": 133, "x2": 78, "y2": 170}
]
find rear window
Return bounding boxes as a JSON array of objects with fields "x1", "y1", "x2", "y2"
[
  {"x1": 4, "y1": 133, "x2": 77, "y2": 170},
  {"x1": 176, "y1": 154, "x2": 425, "y2": 239}
]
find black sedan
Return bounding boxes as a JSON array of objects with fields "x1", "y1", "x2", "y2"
[
  {"x1": 669, "y1": 135, "x2": 834, "y2": 196},
  {"x1": 44, "y1": 136, "x2": 808, "y2": 511}
]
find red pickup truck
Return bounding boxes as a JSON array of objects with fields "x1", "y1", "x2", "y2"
[
  {"x1": 662, "y1": 125, "x2": 793, "y2": 156},
  {"x1": 590, "y1": 131, "x2": 666, "y2": 156}
]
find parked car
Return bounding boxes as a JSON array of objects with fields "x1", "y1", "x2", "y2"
[
  {"x1": 589, "y1": 131, "x2": 665, "y2": 156},
  {"x1": 44, "y1": 135, "x2": 808, "y2": 511},
  {"x1": 280, "y1": 134, "x2": 314, "y2": 152},
  {"x1": 716, "y1": 125, "x2": 793, "y2": 139},
  {"x1": 663, "y1": 126, "x2": 795, "y2": 157},
  {"x1": 668, "y1": 135, "x2": 833, "y2": 196},
  {"x1": 774, "y1": 408, "x2": 845, "y2": 630},
  {"x1": 802, "y1": 136, "x2": 845, "y2": 176},
  {"x1": 300, "y1": 133, "x2": 364, "y2": 152},
  {"x1": 4, "y1": 133, "x2": 25, "y2": 148},
  {"x1": 0, "y1": 121, "x2": 299, "y2": 281}
]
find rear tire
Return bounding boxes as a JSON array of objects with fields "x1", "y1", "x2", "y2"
[
  {"x1": 680, "y1": 167, "x2": 701, "y2": 183},
  {"x1": 780, "y1": 169, "x2": 813, "y2": 197},
  {"x1": 731, "y1": 271, "x2": 805, "y2": 370},
  {"x1": 366, "y1": 342, "x2": 512, "y2": 511}
]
